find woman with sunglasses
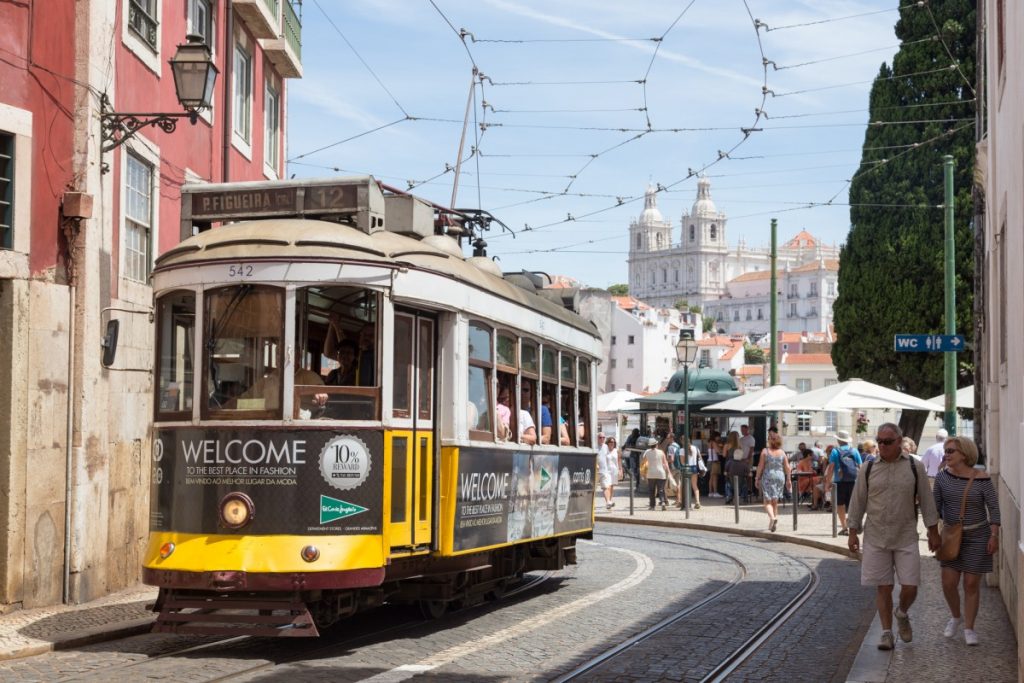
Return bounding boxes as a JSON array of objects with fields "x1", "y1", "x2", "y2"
[{"x1": 933, "y1": 436, "x2": 1000, "y2": 646}]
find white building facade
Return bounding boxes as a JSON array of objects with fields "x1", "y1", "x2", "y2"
[
  {"x1": 605, "y1": 297, "x2": 702, "y2": 394},
  {"x1": 627, "y1": 178, "x2": 839, "y2": 335}
]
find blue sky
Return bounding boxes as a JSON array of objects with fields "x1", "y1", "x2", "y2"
[{"x1": 285, "y1": 1, "x2": 929, "y2": 288}]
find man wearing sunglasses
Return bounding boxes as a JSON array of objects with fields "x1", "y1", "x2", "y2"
[{"x1": 846, "y1": 423, "x2": 940, "y2": 651}]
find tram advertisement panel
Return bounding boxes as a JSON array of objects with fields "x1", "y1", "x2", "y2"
[
  {"x1": 151, "y1": 429, "x2": 384, "y2": 536},
  {"x1": 453, "y1": 448, "x2": 595, "y2": 552}
]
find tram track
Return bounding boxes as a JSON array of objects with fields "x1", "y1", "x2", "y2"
[
  {"x1": 56, "y1": 571, "x2": 555, "y2": 683},
  {"x1": 554, "y1": 529, "x2": 820, "y2": 683}
]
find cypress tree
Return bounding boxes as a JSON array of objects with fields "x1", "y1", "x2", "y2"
[{"x1": 832, "y1": 0, "x2": 976, "y2": 438}]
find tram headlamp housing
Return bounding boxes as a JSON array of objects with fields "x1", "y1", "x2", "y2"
[
  {"x1": 159, "y1": 542, "x2": 175, "y2": 559},
  {"x1": 219, "y1": 492, "x2": 255, "y2": 529},
  {"x1": 301, "y1": 545, "x2": 320, "y2": 563}
]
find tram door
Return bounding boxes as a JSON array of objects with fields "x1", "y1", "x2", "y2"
[{"x1": 387, "y1": 311, "x2": 435, "y2": 552}]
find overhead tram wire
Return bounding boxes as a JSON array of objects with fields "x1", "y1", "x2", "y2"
[
  {"x1": 287, "y1": 117, "x2": 409, "y2": 163},
  {"x1": 769, "y1": 65, "x2": 966, "y2": 98},
  {"x1": 429, "y1": 0, "x2": 479, "y2": 69},
  {"x1": 467, "y1": 36, "x2": 662, "y2": 44},
  {"x1": 756, "y1": 3, "x2": 913, "y2": 32},
  {"x1": 768, "y1": 37, "x2": 937, "y2": 71},
  {"x1": 922, "y1": 0, "x2": 977, "y2": 98},
  {"x1": 490, "y1": 2, "x2": 772, "y2": 242},
  {"x1": 487, "y1": 78, "x2": 643, "y2": 87},
  {"x1": 311, "y1": 0, "x2": 410, "y2": 117},
  {"x1": 639, "y1": 0, "x2": 699, "y2": 129},
  {"x1": 756, "y1": 98, "x2": 976, "y2": 120}
]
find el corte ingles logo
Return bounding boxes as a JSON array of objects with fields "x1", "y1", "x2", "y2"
[{"x1": 320, "y1": 495, "x2": 367, "y2": 524}]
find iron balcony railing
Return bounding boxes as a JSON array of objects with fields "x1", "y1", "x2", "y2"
[
  {"x1": 283, "y1": 0, "x2": 301, "y2": 60},
  {"x1": 262, "y1": 0, "x2": 280, "y2": 21}
]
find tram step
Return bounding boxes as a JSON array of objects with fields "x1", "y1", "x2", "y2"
[{"x1": 151, "y1": 591, "x2": 320, "y2": 637}]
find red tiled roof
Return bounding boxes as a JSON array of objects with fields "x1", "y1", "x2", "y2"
[
  {"x1": 779, "y1": 332, "x2": 803, "y2": 343},
  {"x1": 729, "y1": 270, "x2": 774, "y2": 283},
  {"x1": 783, "y1": 230, "x2": 819, "y2": 248},
  {"x1": 612, "y1": 295, "x2": 651, "y2": 311},
  {"x1": 698, "y1": 335, "x2": 734, "y2": 347},
  {"x1": 719, "y1": 342, "x2": 744, "y2": 361},
  {"x1": 790, "y1": 259, "x2": 840, "y2": 273},
  {"x1": 782, "y1": 353, "x2": 833, "y2": 365},
  {"x1": 736, "y1": 365, "x2": 765, "y2": 376}
]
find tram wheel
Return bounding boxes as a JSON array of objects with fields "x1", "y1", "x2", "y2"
[{"x1": 419, "y1": 599, "x2": 448, "y2": 619}]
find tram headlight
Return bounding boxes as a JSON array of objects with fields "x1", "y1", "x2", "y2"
[
  {"x1": 301, "y1": 545, "x2": 320, "y2": 563},
  {"x1": 159, "y1": 542, "x2": 175, "y2": 559},
  {"x1": 219, "y1": 492, "x2": 255, "y2": 529}
]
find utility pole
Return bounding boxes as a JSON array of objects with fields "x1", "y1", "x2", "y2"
[
  {"x1": 770, "y1": 218, "x2": 778, "y2": 386},
  {"x1": 943, "y1": 155, "x2": 957, "y2": 434}
]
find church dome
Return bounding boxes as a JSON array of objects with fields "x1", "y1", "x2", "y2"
[
  {"x1": 690, "y1": 175, "x2": 718, "y2": 216},
  {"x1": 638, "y1": 184, "x2": 664, "y2": 224}
]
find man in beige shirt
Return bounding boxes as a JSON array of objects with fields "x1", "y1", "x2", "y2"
[{"x1": 847, "y1": 422, "x2": 940, "y2": 651}]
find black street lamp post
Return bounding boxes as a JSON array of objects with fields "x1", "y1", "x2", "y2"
[{"x1": 675, "y1": 337, "x2": 698, "y2": 516}]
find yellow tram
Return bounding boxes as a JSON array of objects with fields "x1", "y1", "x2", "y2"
[{"x1": 144, "y1": 177, "x2": 601, "y2": 635}]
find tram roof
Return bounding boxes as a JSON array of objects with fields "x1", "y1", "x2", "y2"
[{"x1": 154, "y1": 218, "x2": 600, "y2": 341}]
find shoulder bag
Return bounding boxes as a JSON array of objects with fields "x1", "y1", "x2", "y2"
[{"x1": 937, "y1": 471, "x2": 977, "y2": 562}]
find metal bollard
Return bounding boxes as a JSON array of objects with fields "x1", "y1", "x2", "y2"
[
  {"x1": 792, "y1": 473, "x2": 798, "y2": 531},
  {"x1": 628, "y1": 469, "x2": 634, "y2": 516},
  {"x1": 683, "y1": 469, "x2": 691, "y2": 520},
  {"x1": 831, "y1": 483, "x2": 838, "y2": 537},
  {"x1": 732, "y1": 475, "x2": 740, "y2": 524}
]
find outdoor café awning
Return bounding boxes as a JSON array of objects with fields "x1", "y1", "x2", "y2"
[{"x1": 634, "y1": 367, "x2": 741, "y2": 412}]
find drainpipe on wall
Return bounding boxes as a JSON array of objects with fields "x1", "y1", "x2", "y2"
[
  {"x1": 222, "y1": 0, "x2": 233, "y2": 183},
  {"x1": 63, "y1": 282, "x2": 75, "y2": 605}
]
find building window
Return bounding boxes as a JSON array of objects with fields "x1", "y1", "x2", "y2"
[
  {"x1": 635, "y1": 233, "x2": 641, "y2": 249},
  {"x1": 790, "y1": 284, "x2": 798, "y2": 298},
  {"x1": 790, "y1": 303, "x2": 797, "y2": 317},
  {"x1": 700, "y1": 349, "x2": 710, "y2": 367},
  {"x1": 628, "y1": 335, "x2": 635, "y2": 345},
  {"x1": 128, "y1": 0, "x2": 159, "y2": 51},
  {"x1": 189, "y1": 0, "x2": 213, "y2": 46},
  {"x1": 610, "y1": 359, "x2": 617, "y2": 369},
  {"x1": 733, "y1": 309, "x2": 739, "y2": 321},
  {"x1": 797, "y1": 413, "x2": 811, "y2": 434},
  {"x1": 689, "y1": 224, "x2": 694, "y2": 241},
  {"x1": 827, "y1": 280, "x2": 835, "y2": 296},
  {"x1": 746, "y1": 309, "x2": 752, "y2": 320},
  {"x1": 757, "y1": 308, "x2": 763, "y2": 320},
  {"x1": 124, "y1": 152, "x2": 153, "y2": 282},
  {"x1": 710, "y1": 224, "x2": 717, "y2": 240},
  {"x1": 0, "y1": 132, "x2": 12, "y2": 250},
  {"x1": 674, "y1": 269, "x2": 679, "y2": 282},
  {"x1": 233, "y1": 43, "x2": 252, "y2": 142},
  {"x1": 611, "y1": 335, "x2": 616, "y2": 345},
  {"x1": 626, "y1": 358, "x2": 634, "y2": 369},
  {"x1": 626, "y1": 383, "x2": 632, "y2": 392},
  {"x1": 809, "y1": 282, "x2": 818, "y2": 296},
  {"x1": 796, "y1": 378, "x2": 812, "y2": 393},
  {"x1": 662, "y1": 268, "x2": 667, "y2": 283},
  {"x1": 264, "y1": 80, "x2": 280, "y2": 171},
  {"x1": 824, "y1": 379, "x2": 838, "y2": 431},
  {"x1": 717, "y1": 310, "x2": 723, "y2": 321},
  {"x1": 650, "y1": 272, "x2": 655, "y2": 285}
]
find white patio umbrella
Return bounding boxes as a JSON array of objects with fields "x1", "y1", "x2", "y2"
[
  {"x1": 926, "y1": 384, "x2": 974, "y2": 407},
  {"x1": 762, "y1": 378, "x2": 944, "y2": 412},
  {"x1": 703, "y1": 384, "x2": 798, "y2": 412},
  {"x1": 596, "y1": 389, "x2": 642, "y2": 413}
]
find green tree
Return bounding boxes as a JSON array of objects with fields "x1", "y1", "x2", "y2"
[
  {"x1": 674, "y1": 298, "x2": 689, "y2": 310},
  {"x1": 744, "y1": 343, "x2": 765, "y2": 365},
  {"x1": 832, "y1": 0, "x2": 975, "y2": 441},
  {"x1": 608, "y1": 284, "x2": 629, "y2": 296},
  {"x1": 702, "y1": 317, "x2": 715, "y2": 333},
  {"x1": 688, "y1": 304, "x2": 702, "y2": 315}
]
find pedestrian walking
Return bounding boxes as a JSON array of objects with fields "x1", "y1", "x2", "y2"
[
  {"x1": 642, "y1": 439, "x2": 671, "y2": 511},
  {"x1": 598, "y1": 436, "x2": 620, "y2": 510},
  {"x1": 723, "y1": 430, "x2": 750, "y2": 504},
  {"x1": 755, "y1": 430, "x2": 790, "y2": 532},
  {"x1": 677, "y1": 435, "x2": 703, "y2": 509},
  {"x1": 933, "y1": 435, "x2": 1000, "y2": 646},
  {"x1": 825, "y1": 430, "x2": 862, "y2": 534},
  {"x1": 921, "y1": 428, "x2": 948, "y2": 488},
  {"x1": 707, "y1": 434, "x2": 723, "y2": 498},
  {"x1": 846, "y1": 423, "x2": 939, "y2": 651}
]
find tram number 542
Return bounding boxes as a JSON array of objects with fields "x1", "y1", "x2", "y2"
[{"x1": 227, "y1": 263, "x2": 254, "y2": 278}]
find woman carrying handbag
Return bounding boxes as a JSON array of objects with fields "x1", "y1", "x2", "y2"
[{"x1": 933, "y1": 436, "x2": 1000, "y2": 646}]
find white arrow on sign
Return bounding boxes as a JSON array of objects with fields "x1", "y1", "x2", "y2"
[{"x1": 951, "y1": 337, "x2": 962, "y2": 347}]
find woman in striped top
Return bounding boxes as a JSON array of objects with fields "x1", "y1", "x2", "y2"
[{"x1": 932, "y1": 436, "x2": 1000, "y2": 646}]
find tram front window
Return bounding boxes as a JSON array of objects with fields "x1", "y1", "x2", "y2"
[{"x1": 204, "y1": 285, "x2": 284, "y2": 418}]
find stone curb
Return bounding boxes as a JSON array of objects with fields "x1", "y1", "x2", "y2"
[
  {"x1": 594, "y1": 513, "x2": 861, "y2": 559},
  {"x1": 0, "y1": 616, "x2": 155, "y2": 663}
]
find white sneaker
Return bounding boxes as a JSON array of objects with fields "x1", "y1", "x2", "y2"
[
  {"x1": 964, "y1": 628, "x2": 979, "y2": 646},
  {"x1": 944, "y1": 618, "x2": 961, "y2": 638}
]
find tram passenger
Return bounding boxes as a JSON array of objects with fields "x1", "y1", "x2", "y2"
[
  {"x1": 356, "y1": 323, "x2": 376, "y2": 386},
  {"x1": 539, "y1": 392, "x2": 554, "y2": 444},
  {"x1": 326, "y1": 339, "x2": 358, "y2": 386},
  {"x1": 236, "y1": 366, "x2": 326, "y2": 418},
  {"x1": 518, "y1": 384, "x2": 538, "y2": 445},
  {"x1": 496, "y1": 385, "x2": 512, "y2": 441}
]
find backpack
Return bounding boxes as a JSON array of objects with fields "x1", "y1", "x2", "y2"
[
  {"x1": 667, "y1": 442, "x2": 682, "y2": 470},
  {"x1": 836, "y1": 448, "x2": 860, "y2": 482}
]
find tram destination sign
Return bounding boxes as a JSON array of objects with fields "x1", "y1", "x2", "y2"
[{"x1": 187, "y1": 182, "x2": 362, "y2": 221}]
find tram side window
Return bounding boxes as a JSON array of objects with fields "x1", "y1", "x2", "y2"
[
  {"x1": 299, "y1": 286, "x2": 379, "y2": 420},
  {"x1": 559, "y1": 353, "x2": 576, "y2": 446},
  {"x1": 540, "y1": 347, "x2": 558, "y2": 445},
  {"x1": 155, "y1": 290, "x2": 195, "y2": 419},
  {"x1": 467, "y1": 322, "x2": 493, "y2": 439},
  {"x1": 204, "y1": 285, "x2": 284, "y2": 419},
  {"x1": 578, "y1": 359, "x2": 592, "y2": 447},
  {"x1": 495, "y1": 332, "x2": 518, "y2": 442}
]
